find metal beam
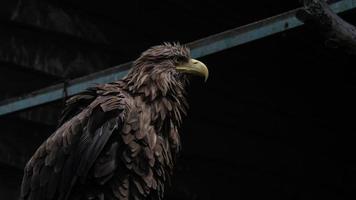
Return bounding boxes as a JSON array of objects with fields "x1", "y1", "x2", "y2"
[{"x1": 0, "y1": 0, "x2": 355, "y2": 116}]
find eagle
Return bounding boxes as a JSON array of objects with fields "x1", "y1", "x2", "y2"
[{"x1": 20, "y1": 43, "x2": 209, "y2": 200}]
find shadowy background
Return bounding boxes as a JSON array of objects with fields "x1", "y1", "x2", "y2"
[{"x1": 0, "y1": 0, "x2": 355, "y2": 199}]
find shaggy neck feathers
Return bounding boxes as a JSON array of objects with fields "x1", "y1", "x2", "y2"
[{"x1": 122, "y1": 64, "x2": 188, "y2": 127}]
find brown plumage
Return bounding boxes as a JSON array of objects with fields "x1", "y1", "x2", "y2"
[{"x1": 20, "y1": 43, "x2": 208, "y2": 200}]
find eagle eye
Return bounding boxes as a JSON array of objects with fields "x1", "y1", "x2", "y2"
[{"x1": 173, "y1": 56, "x2": 188, "y2": 64}]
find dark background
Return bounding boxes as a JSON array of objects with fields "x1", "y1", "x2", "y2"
[{"x1": 0, "y1": 0, "x2": 356, "y2": 199}]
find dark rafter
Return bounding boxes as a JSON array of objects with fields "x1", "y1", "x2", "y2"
[{"x1": 297, "y1": 0, "x2": 356, "y2": 54}]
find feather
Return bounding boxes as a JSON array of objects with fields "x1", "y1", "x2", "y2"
[
  {"x1": 147, "y1": 127, "x2": 157, "y2": 149},
  {"x1": 123, "y1": 150, "x2": 132, "y2": 164},
  {"x1": 162, "y1": 97, "x2": 172, "y2": 111},
  {"x1": 39, "y1": 166, "x2": 51, "y2": 187},
  {"x1": 152, "y1": 177, "x2": 158, "y2": 190},
  {"x1": 31, "y1": 161, "x2": 42, "y2": 190},
  {"x1": 94, "y1": 142, "x2": 118, "y2": 178},
  {"x1": 133, "y1": 179, "x2": 145, "y2": 195},
  {"x1": 20, "y1": 170, "x2": 31, "y2": 198},
  {"x1": 128, "y1": 141, "x2": 141, "y2": 157},
  {"x1": 45, "y1": 171, "x2": 60, "y2": 199},
  {"x1": 94, "y1": 159, "x2": 116, "y2": 178},
  {"x1": 122, "y1": 133, "x2": 135, "y2": 144},
  {"x1": 142, "y1": 168, "x2": 154, "y2": 188},
  {"x1": 131, "y1": 120, "x2": 139, "y2": 131},
  {"x1": 111, "y1": 181, "x2": 121, "y2": 199},
  {"x1": 53, "y1": 149, "x2": 66, "y2": 173},
  {"x1": 122, "y1": 124, "x2": 131, "y2": 134},
  {"x1": 28, "y1": 189, "x2": 39, "y2": 200}
]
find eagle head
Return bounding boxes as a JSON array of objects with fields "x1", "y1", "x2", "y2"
[
  {"x1": 125, "y1": 43, "x2": 208, "y2": 97},
  {"x1": 134, "y1": 42, "x2": 208, "y2": 81}
]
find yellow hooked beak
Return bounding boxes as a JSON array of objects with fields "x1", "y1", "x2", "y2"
[{"x1": 176, "y1": 59, "x2": 209, "y2": 82}]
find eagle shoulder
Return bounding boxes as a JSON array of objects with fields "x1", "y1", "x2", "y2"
[{"x1": 20, "y1": 83, "x2": 127, "y2": 200}]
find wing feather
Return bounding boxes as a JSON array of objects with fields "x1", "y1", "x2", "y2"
[
  {"x1": 20, "y1": 91, "x2": 125, "y2": 200},
  {"x1": 21, "y1": 81, "x2": 177, "y2": 200}
]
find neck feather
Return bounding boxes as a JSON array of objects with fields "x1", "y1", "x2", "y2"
[{"x1": 122, "y1": 69, "x2": 189, "y2": 127}]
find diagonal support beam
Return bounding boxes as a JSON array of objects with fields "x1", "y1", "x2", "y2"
[{"x1": 0, "y1": 0, "x2": 355, "y2": 116}]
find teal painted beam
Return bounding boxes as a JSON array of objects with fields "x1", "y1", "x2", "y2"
[{"x1": 0, "y1": 0, "x2": 355, "y2": 116}]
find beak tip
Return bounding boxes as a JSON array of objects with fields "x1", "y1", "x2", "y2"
[
  {"x1": 176, "y1": 58, "x2": 209, "y2": 82},
  {"x1": 204, "y1": 69, "x2": 209, "y2": 82}
]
